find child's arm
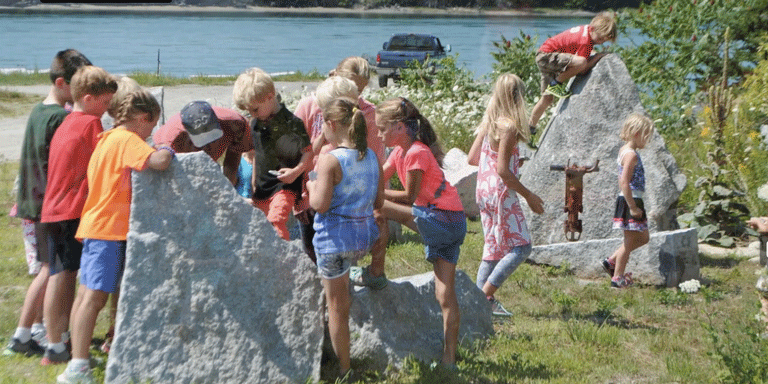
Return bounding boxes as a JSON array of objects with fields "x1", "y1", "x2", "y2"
[
  {"x1": 222, "y1": 149, "x2": 241, "y2": 186},
  {"x1": 619, "y1": 150, "x2": 642, "y2": 217},
  {"x1": 308, "y1": 153, "x2": 340, "y2": 214},
  {"x1": 497, "y1": 128, "x2": 544, "y2": 214},
  {"x1": 374, "y1": 161, "x2": 385, "y2": 210},
  {"x1": 747, "y1": 217, "x2": 768, "y2": 233},
  {"x1": 277, "y1": 147, "x2": 312, "y2": 185},
  {"x1": 312, "y1": 131, "x2": 327, "y2": 156},
  {"x1": 384, "y1": 169, "x2": 423, "y2": 206},
  {"x1": 583, "y1": 52, "x2": 608, "y2": 74},
  {"x1": 467, "y1": 129, "x2": 486, "y2": 166},
  {"x1": 146, "y1": 147, "x2": 174, "y2": 171}
]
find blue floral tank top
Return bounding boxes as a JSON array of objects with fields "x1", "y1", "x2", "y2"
[{"x1": 617, "y1": 148, "x2": 645, "y2": 192}]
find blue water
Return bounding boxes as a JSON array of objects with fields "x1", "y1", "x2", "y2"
[{"x1": 0, "y1": 13, "x2": 634, "y2": 78}]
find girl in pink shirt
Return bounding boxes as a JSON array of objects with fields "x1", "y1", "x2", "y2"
[{"x1": 376, "y1": 97, "x2": 465, "y2": 369}]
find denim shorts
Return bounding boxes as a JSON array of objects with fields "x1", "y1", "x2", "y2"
[
  {"x1": 80, "y1": 239, "x2": 126, "y2": 294},
  {"x1": 412, "y1": 205, "x2": 466, "y2": 265},
  {"x1": 316, "y1": 249, "x2": 368, "y2": 280}
]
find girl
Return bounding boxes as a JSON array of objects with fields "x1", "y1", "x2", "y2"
[
  {"x1": 602, "y1": 112, "x2": 654, "y2": 288},
  {"x1": 376, "y1": 97, "x2": 466, "y2": 368},
  {"x1": 467, "y1": 73, "x2": 544, "y2": 317},
  {"x1": 307, "y1": 97, "x2": 385, "y2": 379}
]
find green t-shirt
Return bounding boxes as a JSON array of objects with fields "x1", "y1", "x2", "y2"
[
  {"x1": 251, "y1": 103, "x2": 310, "y2": 200},
  {"x1": 16, "y1": 102, "x2": 68, "y2": 221}
]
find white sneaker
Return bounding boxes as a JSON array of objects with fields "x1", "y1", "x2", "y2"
[
  {"x1": 491, "y1": 299, "x2": 513, "y2": 317},
  {"x1": 57, "y1": 365, "x2": 94, "y2": 384}
]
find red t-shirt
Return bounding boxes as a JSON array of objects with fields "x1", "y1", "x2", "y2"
[
  {"x1": 539, "y1": 25, "x2": 595, "y2": 58},
  {"x1": 41, "y1": 112, "x2": 103, "y2": 223},
  {"x1": 153, "y1": 106, "x2": 253, "y2": 160},
  {"x1": 386, "y1": 141, "x2": 463, "y2": 212}
]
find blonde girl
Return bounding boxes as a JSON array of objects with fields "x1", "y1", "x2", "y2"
[
  {"x1": 376, "y1": 97, "x2": 465, "y2": 368},
  {"x1": 468, "y1": 73, "x2": 544, "y2": 317},
  {"x1": 602, "y1": 112, "x2": 654, "y2": 288},
  {"x1": 307, "y1": 97, "x2": 385, "y2": 379}
]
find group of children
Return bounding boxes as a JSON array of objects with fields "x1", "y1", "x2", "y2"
[{"x1": 5, "y1": 10, "x2": 661, "y2": 382}]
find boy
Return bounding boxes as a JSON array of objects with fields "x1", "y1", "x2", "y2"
[
  {"x1": 233, "y1": 67, "x2": 312, "y2": 241},
  {"x1": 38, "y1": 65, "x2": 117, "y2": 365},
  {"x1": 4, "y1": 49, "x2": 91, "y2": 358},
  {"x1": 153, "y1": 100, "x2": 253, "y2": 185},
  {"x1": 528, "y1": 11, "x2": 617, "y2": 133},
  {"x1": 57, "y1": 89, "x2": 173, "y2": 384}
]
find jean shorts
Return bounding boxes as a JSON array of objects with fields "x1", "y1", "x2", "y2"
[
  {"x1": 316, "y1": 249, "x2": 368, "y2": 280},
  {"x1": 412, "y1": 205, "x2": 466, "y2": 265}
]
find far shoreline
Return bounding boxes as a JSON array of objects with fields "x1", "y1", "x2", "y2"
[{"x1": 0, "y1": 3, "x2": 597, "y2": 19}]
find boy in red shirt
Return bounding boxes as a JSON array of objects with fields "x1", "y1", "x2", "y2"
[
  {"x1": 528, "y1": 11, "x2": 617, "y2": 134},
  {"x1": 38, "y1": 65, "x2": 117, "y2": 365}
]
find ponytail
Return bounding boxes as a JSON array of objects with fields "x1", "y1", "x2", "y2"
[
  {"x1": 113, "y1": 89, "x2": 161, "y2": 127},
  {"x1": 324, "y1": 97, "x2": 368, "y2": 160}
]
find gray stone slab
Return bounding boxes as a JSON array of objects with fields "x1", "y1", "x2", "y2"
[
  {"x1": 529, "y1": 228, "x2": 700, "y2": 287},
  {"x1": 443, "y1": 148, "x2": 479, "y2": 219},
  {"x1": 105, "y1": 152, "x2": 324, "y2": 384},
  {"x1": 347, "y1": 270, "x2": 493, "y2": 371}
]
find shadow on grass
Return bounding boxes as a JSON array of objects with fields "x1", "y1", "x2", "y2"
[{"x1": 699, "y1": 253, "x2": 744, "y2": 269}]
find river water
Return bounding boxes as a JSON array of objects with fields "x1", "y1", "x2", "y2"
[{"x1": 1, "y1": 12, "x2": 636, "y2": 78}]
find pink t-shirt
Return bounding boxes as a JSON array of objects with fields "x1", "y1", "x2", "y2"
[
  {"x1": 539, "y1": 25, "x2": 595, "y2": 58},
  {"x1": 41, "y1": 112, "x2": 102, "y2": 223},
  {"x1": 358, "y1": 97, "x2": 385, "y2": 165},
  {"x1": 386, "y1": 141, "x2": 463, "y2": 211}
]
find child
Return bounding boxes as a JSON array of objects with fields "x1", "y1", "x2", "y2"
[
  {"x1": 747, "y1": 217, "x2": 768, "y2": 338},
  {"x1": 467, "y1": 74, "x2": 544, "y2": 317},
  {"x1": 602, "y1": 112, "x2": 653, "y2": 288},
  {"x1": 294, "y1": 76, "x2": 360, "y2": 263},
  {"x1": 307, "y1": 97, "x2": 384, "y2": 379},
  {"x1": 38, "y1": 65, "x2": 117, "y2": 366},
  {"x1": 528, "y1": 11, "x2": 617, "y2": 134},
  {"x1": 57, "y1": 90, "x2": 173, "y2": 384},
  {"x1": 376, "y1": 97, "x2": 466, "y2": 368},
  {"x1": 233, "y1": 67, "x2": 312, "y2": 241},
  {"x1": 4, "y1": 49, "x2": 91, "y2": 359}
]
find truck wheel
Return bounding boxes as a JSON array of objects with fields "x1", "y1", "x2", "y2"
[{"x1": 378, "y1": 75, "x2": 388, "y2": 88}]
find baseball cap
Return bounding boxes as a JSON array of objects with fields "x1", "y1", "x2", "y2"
[{"x1": 180, "y1": 101, "x2": 223, "y2": 147}]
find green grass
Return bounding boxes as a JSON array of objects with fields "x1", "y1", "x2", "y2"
[
  {"x1": 0, "y1": 90, "x2": 43, "y2": 119},
  {"x1": 0, "y1": 158, "x2": 766, "y2": 383}
]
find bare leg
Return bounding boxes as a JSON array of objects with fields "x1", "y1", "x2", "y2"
[
  {"x1": 481, "y1": 282, "x2": 498, "y2": 298},
  {"x1": 381, "y1": 200, "x2": 418, "y2": 233},
  {"x1": 529, "y1": 94, "x2": 555, "y2": 129},
  {"x1": 369, "y1": 214, "x2": 389, "y2": 277},
  {"x1": 44, "y1": 270, "x2": 77, "y2": 345},
  {"x1": 612, "y1": 229, "x2": 649, "y2": 277},
  {"x1": 433, "y1": 258, "x2": 459, "y2": 365},
  {"x1": 555, "y1": 56, "x2": 589, "y2": 82},
  {"x1": 323, "y1": 273, "x2": 352, "y2": 375},
  {"x1": 70, "y1": 288, "x2": 109, "y2": 360},
  {"x1": 18, "y1": 263, "x2": 50, "y2": 329}
]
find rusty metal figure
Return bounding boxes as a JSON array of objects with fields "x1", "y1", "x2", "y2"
[{"x1": 550, "y1": 160, "x2": 600, "y2": 241}]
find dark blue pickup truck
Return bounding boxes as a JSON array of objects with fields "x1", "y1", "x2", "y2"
[{"x1": 374, "y1": 33, "x2": 451, "y2": 87}]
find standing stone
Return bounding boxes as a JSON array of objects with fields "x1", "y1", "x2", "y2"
[
  {"x1": 442, "y1": 148, "x2": 479, "y2": 219},
  {"x1": 522, "y1": 54, "x2": 687, "y2": 245},
  {"x1": 347, "y1": 271, "x2": 493, "y2": 372},
  {"x1": 105, "y1": 152, "x2": 324, "y2": 384}
]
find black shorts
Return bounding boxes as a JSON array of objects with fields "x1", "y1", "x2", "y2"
[
  {"x1": 612, "y1": 196, "x2": 648, "y2": 231},
  {"x1": 38, "y1": 219, "x2": 83, "y2": 274}
]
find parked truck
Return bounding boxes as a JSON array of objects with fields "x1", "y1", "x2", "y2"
[{"x1": 374, "y1": 33, "x2": 451, "y2": 87}]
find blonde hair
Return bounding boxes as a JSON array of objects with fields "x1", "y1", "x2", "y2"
[
  {"x1": 376, "y1": 97, "x2": 445, "y2": 167},
  {"x1": 590, "y1": 11, "x2": 617, "y2": 43},
  {"x1": 331, "y1": 56, "x2": 370, "y2": 92},
  {"x1": 477, "y1": 73, "x2": 529, "y2": 144},
  {"x1": 112, "y1": 89, "x2": 161, "y2": 128},
  {"x1": 70, "y1": 66, "x2": 118, "y2": 102},
  {"x1": 316, "y1": 76, "x2": 359, "y2": 113},
  {"x1": 620, "y1": 112, "x2": 654, "y2": 143},
  {"x1": 232, "y1": 67, "x2": 275, "y2": 110},
  {"x1": 325, "y1": 97, "x2": 368, "y2": 160},
  {"x1": 107, "y1": 76, "x2": 142, "y2": 118}
]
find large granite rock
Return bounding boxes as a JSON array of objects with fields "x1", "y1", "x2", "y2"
[
  {"x1": 105, "y1": 152, "x2": 324, "y2": 384},
  {"x1": 529, "y1": 228, "x2": 700, "y2": 287},
  {"x1": 522, "y1": 54, "x2": 687, "y2": 245},
  {"x1": 442, "y1": 148, "x2": 479, "y2": 219},
  {"x1": 347, "y1": 271, "x2": 493, "y2": 371}
]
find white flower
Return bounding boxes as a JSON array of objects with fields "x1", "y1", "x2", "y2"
[{"x1": 678, "y1": 279, "x2": 701, "y2": 293}]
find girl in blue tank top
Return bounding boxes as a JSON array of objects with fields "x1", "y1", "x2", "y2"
[
  {"x1": 602, "y1": 113, "x2": 654, "y2": 289},
  {"x1": 307, "y1": 97, "x2": 385, "y2": 379}
]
